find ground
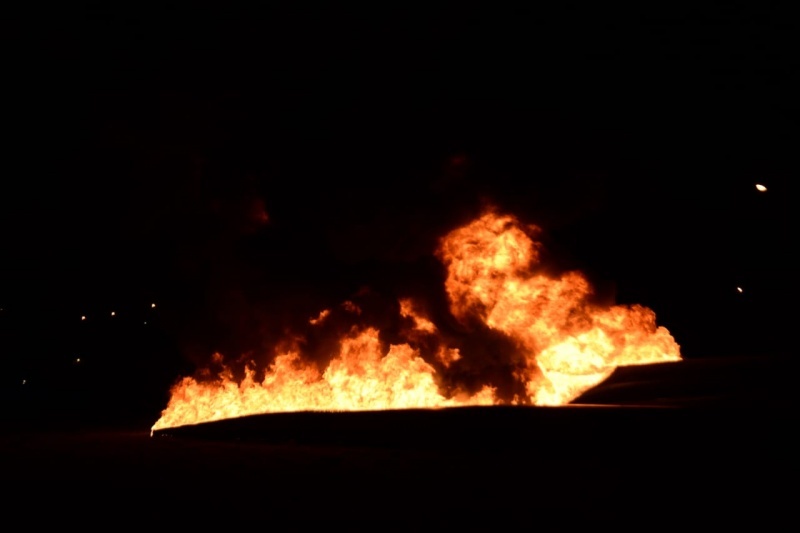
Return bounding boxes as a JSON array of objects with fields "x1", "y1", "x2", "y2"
[{"x1": 3, "y1": 375, "x2": 793, "y2": 529}]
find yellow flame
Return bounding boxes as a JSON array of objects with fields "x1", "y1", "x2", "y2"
[
  {"x1": 152, "y1": 328, "x2": 496, "y2": 432},
  {"x1": 152, "y1": 209, "x2": 680, "y2": 431},
  {"x1": 438, "y1": 211, "x2": 680, "y2": 405}
]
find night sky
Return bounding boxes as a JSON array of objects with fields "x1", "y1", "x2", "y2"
[{"x1": 2, "y1": 5, "x2": 796, "y2": 426}]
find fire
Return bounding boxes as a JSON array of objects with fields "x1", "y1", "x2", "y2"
[
  {"x1": 152, "y1": 209, "x2": 680, "y2": 432},
  {"x1": 437, "y1": 211, "x2": 680, "y2": 404},
  {"x1": 309, "y1": 309, "x2": 331, "y2": 325},
  {"x1": 153, "y1": 328, "x2": 496, "y2": 431},
  {"x1": 399, "y1": 298, "x2": 437, "y2": 333}
]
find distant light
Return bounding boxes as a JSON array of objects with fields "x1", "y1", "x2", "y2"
[
  {"x1": 22, "y1": 379, "x2": 26, "y2": 385},
  {"x1": 110, "y1": 311, "x2": 116, "y2": 317},
  {"x1": 755, "y1": 183, "x2": 767, "y2": 192},
  {"x1": 81, "y1": 315, "x2": 86, "y2": 321},
  {"x1": 151, "y1": 303, "x2": 156, "y2": 308},
  {"x1": 736, "y1": 287, "x2": 743, "y2": 293},
  {"x1": 143, "y1": 321, "x2": 147, "y2": 325}
]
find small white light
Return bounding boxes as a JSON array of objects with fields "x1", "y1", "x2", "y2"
[
  {"x1": 143, "y1": 321, "x2": 147, "y2": 325},
  {"x1": 22, "y1": 379, "x2": 26, "y2": 385},
  {"x1": 110, "y1": 311, "x2": 116, "y2": 317},
  {"x1": 76, "y1": 358, "x2": 81, "y2": 363},
  {"x1": 736, "y1": 287, "x2": 743, "y2": 293},
  {"x1": 151, "y1": 303, "x2": 156, "y2": 309},
  {"x1": 81, "y1": 315, "x2": 86, "y2": 321},
  {"x1": 755, "y1": 183, "x2": 767, "y2": 192}
]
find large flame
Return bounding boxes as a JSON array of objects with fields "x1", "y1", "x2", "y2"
[
  {"x1": 438, "y1": 212, "x2": 680, "y2": 404},
  {"x1": 152, "y1": 210, "x2": 680, "y2": 432}
]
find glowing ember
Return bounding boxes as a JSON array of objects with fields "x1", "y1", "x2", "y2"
[
  {"x1": 342, "y1": 301, "x2": 361, "y2": 314},
  {"x1": 152, "y1": 209, "x2": 680, "y2": 432},
  {"x1": 309, "y1": 309, "x2": 331, "y2": 325}
]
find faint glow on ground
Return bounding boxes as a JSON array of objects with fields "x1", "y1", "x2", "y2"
[{"x1": 755, "y1": 183, "x2": 767, "y2": 192}]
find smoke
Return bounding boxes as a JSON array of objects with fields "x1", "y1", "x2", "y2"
[
  {"x1": 137, "y1": 114, "x2": 623, "y2": 393},
  {"x1": 169, "y1": 198, "x2": 566, "y2": 403}
]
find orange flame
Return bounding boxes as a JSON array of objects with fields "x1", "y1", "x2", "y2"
[
  {"x1": 437, "y1": 211, "x2": 680, "y2": 405},
  {"x1": 399, "y1": 298, "x2": 437, "y2": 333},
  {"x1": 152, "y1": 209, "x2": 680, "y2": 432},
  {"x1": 309, "y1": 309, "x2": 331, "y2": 325}
]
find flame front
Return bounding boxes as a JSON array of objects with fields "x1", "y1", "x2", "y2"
[{"x1": 152, "y1": 210, "x2": 680, "y2": 432}]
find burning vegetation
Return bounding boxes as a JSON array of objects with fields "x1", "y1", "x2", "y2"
[{"x1": 152, "y1": 210, "x2": 680, "y2": 432}]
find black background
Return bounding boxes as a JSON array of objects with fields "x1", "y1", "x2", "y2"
[{"x1": 1, "y1": 4, "x2": 796, "y2": 425}]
